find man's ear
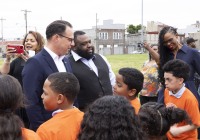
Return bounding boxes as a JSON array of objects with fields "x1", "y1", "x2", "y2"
[
  {"x1": 52, "y1": 34, "x2": 60, "y2": 42},
  {"x1": 128, "y1": 89, "x2": 137, "y2": 97},
  {"x1": 57, "y1": 94, "x2": 64, "y2": 104}
]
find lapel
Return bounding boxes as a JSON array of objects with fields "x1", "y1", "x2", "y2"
[
  {"x1": 41, "y1": 49, "x2": 58, "y2": 72},
  {"x1": 63, "y1": 56, "x2": 72, "y2": 73},
  {"x1": 41, "y1": 49, "x2": 72, "y2": 73}
]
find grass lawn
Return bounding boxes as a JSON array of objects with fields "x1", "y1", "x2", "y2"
[
  {"x1": 0, "y1": 54, "x2": 148, "y2": 74},
  {"x1": 105, "y1": 53, "x2": 148, "y2": 74},
  {"x1": 0, "y1": 58, "x2": 4, "y2": 67}
]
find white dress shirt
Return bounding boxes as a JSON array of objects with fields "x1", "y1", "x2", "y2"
[
  {"x1": 44, "y1": 46, "x2": 66, "y2": 72},
  {"x1": 71, "y1": 51, "x2": 116, "y2": 87}
]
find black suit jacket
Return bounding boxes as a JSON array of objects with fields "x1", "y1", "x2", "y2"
[{"x1": 22, "y1": 48, "x2": 71, "y2": 131}]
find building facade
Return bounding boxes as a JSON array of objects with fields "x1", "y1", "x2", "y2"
[{"x1": 83, "y1": 19, "x2": 126, "y2": 55}]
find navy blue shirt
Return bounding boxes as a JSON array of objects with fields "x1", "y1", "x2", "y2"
[{"x1": 173, "y1": 45, "x2": 200, "y2": 81}]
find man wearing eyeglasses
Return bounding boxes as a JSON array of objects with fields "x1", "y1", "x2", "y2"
[
  {"x1": 22, "y1": 20, "x2": 74, "y2": 131},
  {"x1": 68, "y1": 31, "x2": 115, "y2": 112}
]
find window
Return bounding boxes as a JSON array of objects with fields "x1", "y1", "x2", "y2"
[
  {"x1": 99, "y1": 32, "x2": 108, "y2": 40},
  {"x1": 113, "y1": 32, "x2": 122, "y2": 39}
]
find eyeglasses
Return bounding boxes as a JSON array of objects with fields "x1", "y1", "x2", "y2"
[
  {"x1": 58, "y1": 34, "x2": 74, "y2": 43},
  {"x1": 163, "y1": 38, "x2": 174, "y2": 45}
]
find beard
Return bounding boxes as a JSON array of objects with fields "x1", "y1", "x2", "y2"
[{"x1": 76, "y1": 48, "x2": 94, "y2": 60}]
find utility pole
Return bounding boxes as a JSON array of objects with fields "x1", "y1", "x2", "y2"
[
  {"x1": 141, "y1": 0, "x2": 144, "y2": 52},
  {"x1": 95, "y1": 13, "x2": 99, "y2": 53},
  {"x1": 0, "y1": 17, "x2": 6, "y2": 48},
  {"x1": 21, "y1": 9, "x2": 31, "y2": 35}
]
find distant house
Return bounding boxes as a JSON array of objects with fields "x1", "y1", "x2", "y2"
[
  {"x1": 83, "y1": 20, "x2": 200, "y2": 55},
  {"x1": 145, "y1": 21, "x2": 184, "y2": 45},
  {"x1": 83, "y1": 19, "x2": 126, "y2": 55},
  {"x1": 178, "y1": 21, "x2": 200, "y2": 50}
]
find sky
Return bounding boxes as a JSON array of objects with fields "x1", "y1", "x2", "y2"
[{"x1": 0, "y1": 0, "x2": 200, "y2": 39}]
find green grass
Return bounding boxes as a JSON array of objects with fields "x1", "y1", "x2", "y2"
[
  {"x1": 0, "y1": 58, "x2": 4, "y2": 67},
  {"x1": 105, "y1": 53, "x2": 148, "y2": 74},
  {"x1": 0, "y1": 54, "x2": 148, "y2": 74}
]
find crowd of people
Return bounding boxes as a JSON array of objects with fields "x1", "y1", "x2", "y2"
[{"x1": 0, "y1": 19, "x2": 200, "y2": 140}]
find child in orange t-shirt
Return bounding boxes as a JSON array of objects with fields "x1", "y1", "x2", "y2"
[
  {"x1": 36, "y1": 72, "x2": 83, "y2": 140},
  {"x1": 163, "y1": 59, "x2": 200, "y2": 140},
  {"x1": 0, "y1": 75, "x2": 40, "y2": 140},
  {"x1": 114, "y1": 67, "x2": 144, "y2": 114}
]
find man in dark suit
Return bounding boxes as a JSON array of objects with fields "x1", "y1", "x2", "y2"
[
  {"x1": 68, "y1": 31, "x2": 115, "y2": 111},
  {"x1": 22, "y1": 20, "x2": 74, "y2": 131}
]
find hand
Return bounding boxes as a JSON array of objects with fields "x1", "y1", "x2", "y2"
[
  {"x1": 169, "y1": 124, "x2": 181, "y2": 136},
  {"x1": 5, "y1": 46, "x2": 16, "y2": 62},
  {"x1": 143, "y1": 42, "x2": 151, "y2": 50},
  {"x1": 20, "y1": 51, "x2": 30, "y2": 61}
]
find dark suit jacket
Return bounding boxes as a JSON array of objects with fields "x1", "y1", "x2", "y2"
[{"x1": 22, "y1": 48, "x2": 72, "y2": 131}]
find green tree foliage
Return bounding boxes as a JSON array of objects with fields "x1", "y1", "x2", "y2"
[
  {"x1": 126, "y1": 24, "x2": 136, "y2": 34},
  {"x1": 126, "y1": 24, "x2": 144, "y2": 34}
]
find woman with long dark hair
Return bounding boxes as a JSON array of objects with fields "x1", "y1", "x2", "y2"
[{"x1": 0, "y1": 75, "x2": 40, "y2": 140}]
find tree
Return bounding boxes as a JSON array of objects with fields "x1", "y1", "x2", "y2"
[
  {"x1": 126, "y1": 24, "x2": 144, "y2": 34},
  {"x1": 127, "y1": 24, "x2": 136, "y2": 34},
  {"x1": 136, "y1": 25, "x2": 142, "y2": 32}
]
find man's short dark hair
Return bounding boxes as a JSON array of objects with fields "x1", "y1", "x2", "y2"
[
  {"x1": 46, "y1": 20, "x2": 72, "y2": 40},
  {"x1": 74, "y1": 31, "x2": 86, "y2": 43}
]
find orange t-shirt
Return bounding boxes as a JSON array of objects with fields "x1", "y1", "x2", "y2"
[
  {"x1": 164, "y1": 88, "x2": 200, "y2": 140},
  {"x1": 22, "y1": 128, "x2": 41, "y2": 140},
  {"x1": 130, "y1": 97, "x2": 141, "y2": 114},
  {"x1": 36, "y1": 108, "x2": 84, "y2": 140}
]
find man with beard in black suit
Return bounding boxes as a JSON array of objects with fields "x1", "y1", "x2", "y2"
[{"x1": 68, "y1": 31, "x2": 115, "y2": 111}]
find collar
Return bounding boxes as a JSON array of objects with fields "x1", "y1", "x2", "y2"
[
  {"x1": 71, "y1": 50, "x2": 95, "y2": 61},
  {"x1": 179, "y1": 45, "x2": 188, "y2": 54},
  {"x1": 169, "y1": 83, "x2": 185, "y2": 98},
  {"x1": 71, "y1": 50, "x2": 82, "y2": 61},
  {"x1": 52, "y1": 106, "x2": 76, "y2": 116},
  {"x1": 44, "y1": 46, "x2": 65, "y2": 60},
  {"x1": 52, "y1": 109, "x2": 63, "y2": 116}
]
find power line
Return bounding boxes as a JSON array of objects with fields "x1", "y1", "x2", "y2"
[
  {"x1": 21, "y1": 9, "x2": 31, "y2": 35},
  {"x1": 0, "y1": 17, "x2": 6, "y2": 47}
]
